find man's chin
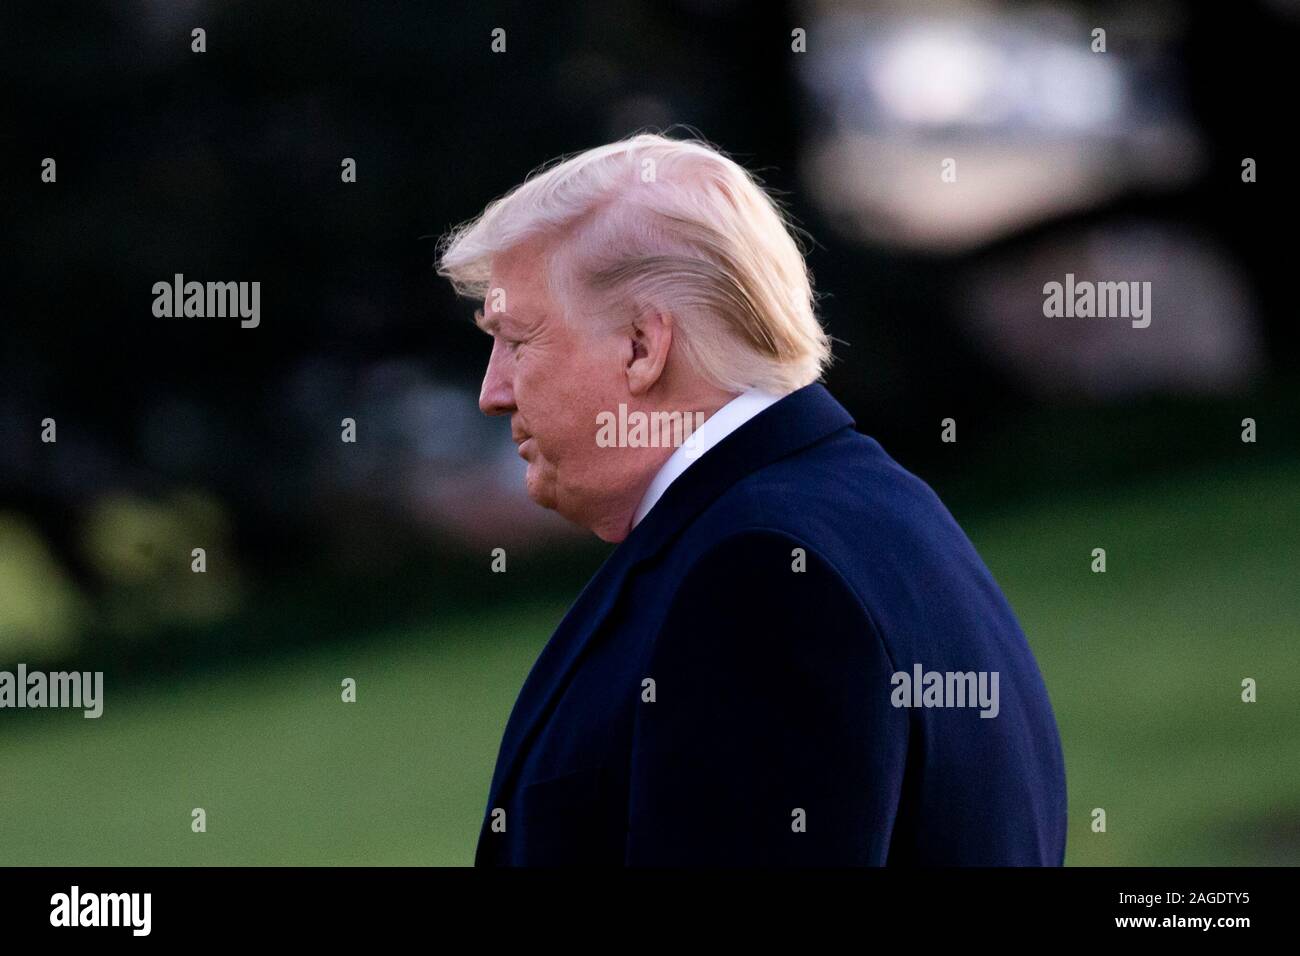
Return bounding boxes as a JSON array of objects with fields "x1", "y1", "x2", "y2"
[
  {"x1": 525, "y1": 485, "x2": 559, "y2": 512},
  {"x1": 521, "y1": 457, "x2": 628, "y2": 541},
  {"x1": 523, "y1": 462, "x2": 559, "y2": 511}
]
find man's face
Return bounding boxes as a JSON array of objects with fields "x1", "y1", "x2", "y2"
[{"x1": 477, "y1": 240, "x2": 636, "y2": 532}]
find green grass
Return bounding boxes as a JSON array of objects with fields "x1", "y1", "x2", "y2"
[
  {"x1": 1, "y1": 459, "x2": 1297, "y2": 866},
  {"x1": 961, "y1": 459, "x2": 1300, "y2": 865},
  {"x1": 0, "y1": 602, "x2": 561, "y2": 866}
]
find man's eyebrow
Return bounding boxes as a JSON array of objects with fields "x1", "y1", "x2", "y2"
[{"x1": 475, "y1": 307, "x2": 528, "y2": 336}]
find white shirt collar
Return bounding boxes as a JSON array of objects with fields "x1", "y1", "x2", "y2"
[{"x1": 631, "y1": 387, "x2": 783, "y2": 529}]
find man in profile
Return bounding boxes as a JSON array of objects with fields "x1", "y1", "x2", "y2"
[{"x1": 436, "y1": 131, "x2": 1067, "y2": 866}]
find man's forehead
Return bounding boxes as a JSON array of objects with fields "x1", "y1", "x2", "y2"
[{"x1": 479, "y1": 260, "x2": 551, "y2": 331}]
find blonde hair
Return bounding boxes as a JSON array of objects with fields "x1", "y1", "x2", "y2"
[{"x1": 435, "y1": 131, "x2": 832, "y2": 394}]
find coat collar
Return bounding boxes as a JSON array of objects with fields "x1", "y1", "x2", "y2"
[{"x1": 476, "y1": 382, "x2": 856, "y2": 861}]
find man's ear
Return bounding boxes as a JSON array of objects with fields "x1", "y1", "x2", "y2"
[{"x1": 625, "y1": 310, "x2": 673, "y2": 396}]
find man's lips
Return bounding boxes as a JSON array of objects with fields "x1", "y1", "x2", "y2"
[{"x1": 516, "y1": 436, "x2": 535, "y2": 459}]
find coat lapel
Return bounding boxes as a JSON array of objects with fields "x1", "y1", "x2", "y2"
[{"x1": 475, "y1": 383, "x2": 856, "y2": 861}]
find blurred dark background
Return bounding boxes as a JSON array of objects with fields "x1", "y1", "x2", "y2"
[{"x1": 2, "y1": 0, "x2": 1297, "y2": 865}]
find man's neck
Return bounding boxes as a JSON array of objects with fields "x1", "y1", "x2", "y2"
[{"x1": 590, "y1": 388, "x2": 738, "y2": 543}]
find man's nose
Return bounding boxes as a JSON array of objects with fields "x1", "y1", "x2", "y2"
[{"x1": 478, "y1": 339, "x2": 515, "y2": 417}]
